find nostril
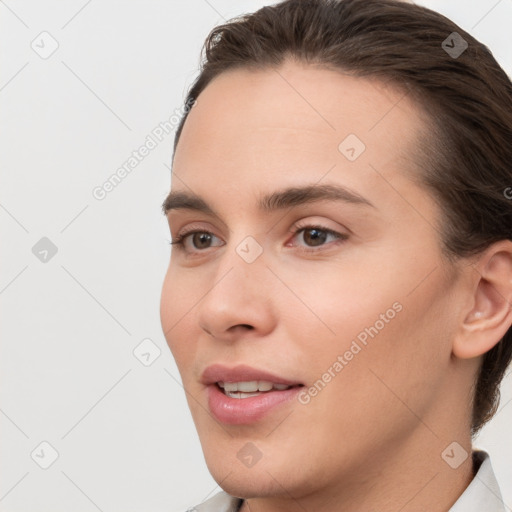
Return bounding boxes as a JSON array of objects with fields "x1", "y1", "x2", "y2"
[{"x1": 227, "y1": 324, "x2": 254, "y2": 333}]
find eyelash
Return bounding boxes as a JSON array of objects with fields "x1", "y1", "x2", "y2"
[{"x1": 168, "y1": 223, "x2": 348, "y2": 256}]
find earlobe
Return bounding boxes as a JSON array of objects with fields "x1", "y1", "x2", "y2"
[{"x1": 453, "y1": 241, "x2": 512, "y2": 360}]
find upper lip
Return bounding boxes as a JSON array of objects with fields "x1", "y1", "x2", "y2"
[{"x1": 201, "y1": 364, "x2": 304, "y2": 386}]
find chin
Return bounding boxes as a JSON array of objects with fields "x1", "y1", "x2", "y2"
[
  {"x1": 203, "y1": 443, "x2": 319, "y2": 502},
  {"x1": 208, "y1": 464, "x2": 286, "y2": 499}
]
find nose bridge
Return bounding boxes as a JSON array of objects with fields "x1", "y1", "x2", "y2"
[
  {"x1": 196, "y1": 232, "x2": 275, "y2": 337},
  {"x1": 211, "y1": 233, "x2": 269, "y2": 302}
]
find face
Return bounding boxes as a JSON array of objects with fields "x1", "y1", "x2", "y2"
[{"x1": 160, "y1": 61, "x2": 467, "y2": 500}]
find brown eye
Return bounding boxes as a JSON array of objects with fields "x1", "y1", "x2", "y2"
[
  {"x1": 302, "y1": 228, "x2": 328, "y2": 247},
  {"x1": 288, "y1": 224, "x2": 348, "y2": 254},
  {"x1": 170, "y1": 230, "x2": 224, "y2": 253},
  {"x1": 191, "y1": 232, "x2": 214, "y2": 249}
]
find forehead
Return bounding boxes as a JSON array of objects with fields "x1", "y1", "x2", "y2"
[
  {"x1": 177, "y1": 61, "x2": 422, "y2": 142},
  {"x1": 171, "y1": 60, "x2": 430, "y2": 218}
]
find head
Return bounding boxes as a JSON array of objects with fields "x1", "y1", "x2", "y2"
[{"x1": 160, "y1": 0, "x2": 512, "y2": 501}]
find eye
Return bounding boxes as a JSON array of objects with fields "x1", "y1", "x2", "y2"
[
  {"x1": 169, "y1": 229, "x2": 224, "y2": 253},
  {"x1": 168, "y1": 223, "x2": 348, "y2": 256},
  {"x1": 287, "y1": 224, "x2": 348, "y2": 253}
]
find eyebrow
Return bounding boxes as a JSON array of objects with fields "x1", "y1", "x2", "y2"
[{"x1": 161, "y1": 183, "x2": 375, "y2": 216}]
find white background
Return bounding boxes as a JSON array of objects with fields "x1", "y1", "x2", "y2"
[{"x1": 1, "y1": 1, "x2": 511, "y2": 511}]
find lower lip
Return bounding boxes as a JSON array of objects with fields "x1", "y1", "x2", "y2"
[{"x1": 207, "y1": 384, "x2": 302, "y2": 425}]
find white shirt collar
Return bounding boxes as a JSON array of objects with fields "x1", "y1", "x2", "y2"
[
  {"x1": 449, "y1": 450, "x2": 506, "y2": 511},
  {"x1": 186, "y1": 450, "x2": 505, "y2": 512}
]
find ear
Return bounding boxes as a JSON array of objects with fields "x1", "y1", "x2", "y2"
[{"x1": 453, "y1": 240, "x2": 512, "y2": 359}]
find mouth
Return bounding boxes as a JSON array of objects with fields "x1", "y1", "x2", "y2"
[
  {"x1": 216, "y1": 380, "x2": 302, "y2": 398},
  {"x1": 202, "y1": 364, "x2": 305, "y2": 424}
]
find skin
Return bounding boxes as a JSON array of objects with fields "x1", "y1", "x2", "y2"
[{"x1": 160, "y1": 60, "x2": 512, "y2": 511}]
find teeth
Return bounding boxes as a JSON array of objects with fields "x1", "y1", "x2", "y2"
[
  {"x1": 225, "y1": 391, "x2": 262, "y2": 399},
  {"x1": 217, "y1": 380, "x2": 292, "y2": 393}
]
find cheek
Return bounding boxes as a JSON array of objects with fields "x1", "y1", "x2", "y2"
[
  {"x1": 285, "y1": 251, "x2": 451, "y2": 403},
  {"x1": 275, "y1": 258, "x2": 401, "y2": 352},
  {"x1": 160, "y1": 271, "x2": 175, "y2": 343},
  {"x1": 160, "y1": 268, "x2": 198, "y2": 364}
]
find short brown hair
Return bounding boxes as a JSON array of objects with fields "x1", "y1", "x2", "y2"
[{"x1": 171, "y1": 0, "x2": 512, "y2": 436}]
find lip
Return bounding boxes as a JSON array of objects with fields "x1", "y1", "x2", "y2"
[
  {"x1": 201, "y1": 363, "x2": 303, "y2": 387},
  {"x1": 202, "y1": 364, "x2": 304, "y2": 425}
]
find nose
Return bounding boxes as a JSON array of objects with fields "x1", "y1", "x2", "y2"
[{"x1": 196, "y1": 240, "x2": 278, "y2": 343}]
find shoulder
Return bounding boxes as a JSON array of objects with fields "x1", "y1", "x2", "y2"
[{"x1": 175, "y1": 490, "x2": 243, "y2": 512}]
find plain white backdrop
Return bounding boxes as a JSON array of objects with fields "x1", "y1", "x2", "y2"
[{"x1": 1, "y1": 1, "x2": 511, "y2": 511}]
